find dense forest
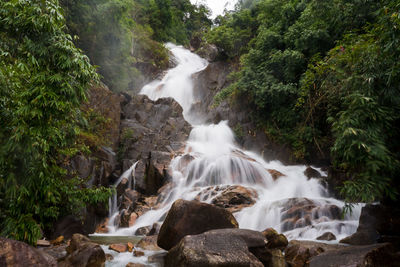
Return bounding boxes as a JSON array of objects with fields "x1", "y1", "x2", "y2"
[
  {"x1": 209, "y1": 0, "x2": 400, "y2": 205},
  {"x1": 0, "y1": 0, "x2": 399, "y2": 255},
  {"x1": 0, "y1": 0, "x2": 210, "y2": 245}
]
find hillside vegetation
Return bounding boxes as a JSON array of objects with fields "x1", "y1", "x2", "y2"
[{"x1": 209, "y1": 0, "x2": 400, "y2": 204}]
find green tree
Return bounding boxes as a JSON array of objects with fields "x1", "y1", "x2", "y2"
[{"x1": 0, "y1": 0, "x2": 110, "y2": 245}]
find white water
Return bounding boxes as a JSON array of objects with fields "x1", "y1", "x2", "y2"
[
  {"x1": 101, "y1": 43, "x2": 362, "y2": 265},
  {"x1": 107, "y1": 161, "x2": 139, "y2": 233}
]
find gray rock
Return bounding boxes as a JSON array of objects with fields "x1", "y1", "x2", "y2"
[
  {"x1": 157, "y1": 199, "x2": 239, "y2": 250},
  {"x1": 165, "y1": 229, "x2": 267, "y2": 267},
  {"x1": 309, "y1": 243, "x2": 398, "y2": 267},
  {"x1": 119, "y1": 95, "x2": 191, "y2": 195},
  {"x1": 59, "y1": 233, "x2": 106, "y2": 267},
  {"x1": 0, "y1": 237, "x2": 57, "y2": 267},
  {"x1": 317, "y1": 232, "x2": 336, "y2": 241}
]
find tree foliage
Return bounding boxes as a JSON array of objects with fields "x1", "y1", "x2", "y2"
[
  {"x1": 210, "y1": 0, "x2": 400, "y2": 203},
  {"x1": 61, "y1": 0, "x2": 212, "y2": 92},
  {"x1": 0, "y1": 0, "x2": 111, "y2": 245}
]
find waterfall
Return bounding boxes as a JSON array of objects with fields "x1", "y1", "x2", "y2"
[
  {"x1": 107, "y1": 161, "x2": 139, "y2": 232},
  {"x1": 104, "y1": 43, "x2": 362, "y2": 241}
]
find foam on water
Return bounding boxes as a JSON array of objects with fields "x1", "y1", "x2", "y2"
[{"x1": 98, "y1": 43, "x2": 362, "y2": 266}]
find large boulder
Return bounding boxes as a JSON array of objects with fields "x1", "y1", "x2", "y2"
[
  {"x1": 194, "y1": 185, "x2": 258, "y2": 213},
  {"x1": 340, "y1": 204, "x2": 400, "y2": 246},
  {"x1": 284, "y1": 240, "x2": 342, "y2": 267},
  {"x1": 309, "y1": 243, "x2": 398, "y2": 267},
  {"x1": 165, "y1": 229, "x2": 267, "y2": 267},
  {"x1": 0, "y1": 238, "x2": 57, "y2": 266},
  {"x1": 120, "y1": 95, "x2": 191, "y2": 195},
  {"x1": 157, "y1": 199, "x2": 239, "y2": 250},
  {"x1": 59, "y1": 234, "x2": 106, "y2": 267}
]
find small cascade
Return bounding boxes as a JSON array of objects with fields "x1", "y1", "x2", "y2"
[
  {"x1": 107, "y1": 161, "x2": 138, "y2": 232},
  {"x1": 99, "y1": 43, "x2": 362, "y2": 248}
]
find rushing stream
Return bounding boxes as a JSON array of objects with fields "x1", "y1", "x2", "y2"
[{"x1": 99, "y1": 43, "x2": 362, "y2": 266}]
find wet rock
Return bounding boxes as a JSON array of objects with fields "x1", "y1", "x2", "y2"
[
  {"x1": 157, "y1": 199, "x2": 239, "y2": 250},
  {"x1": 0, "y1": 237, "x2": 57, "y2": 266},
  {"x1": 267, "y1": 169, "x2": 285, "y2": 181},
  {"x1": 250, "y1": 247, "x2": 286, "y2": 267},
  {"x1": 196, "y1": 43, "x2": 219, "y2": 62},
  {"x1": 165, "y1": 229, "x2": 266, "y2": 267},
  {"x1": 304, "y1": 166, "x2": 322, "y2": 179},
  {"x1": 262, "y1": 228, "x2": 279, "y2": 239},
  {"x1": 280, "y1": 198, "x2": 341, "y2": 232},
  {"x1": 109, "y1": 243, "x2": 128, "y2": 253},
  {"x1": 127, "y1": 242, "x2": 134, "y2": 252},
  {"x1": 148, "y1": 223, "x2": 161, "y2": 236},
  {"x1": 136, "y1": 235, "x2": 162, "y2": 251},
  {"x1": 317, "y1": 232, "x2": 336, "y2": 241},
  {"x1": 309, "y1": 243, "x2": 398, "y2": 267},
  {"x1": 39, "y1": 244, "x2": 68, "y2": 262},
  {"x1": 284, "y1": 240, "x2": 341, "y2": 267},
  {"x1": 60, "y1": 233, "x2": 105, "y2": 267},
  {"x1": 120, "y1": 95, "x2": 190, "y2": 195},
  {"x1": 95, "y1": 218, "x2": 109, "y2": 234},
  {"x1": 267, "y1": 235, "x2": 288, "y2": 250},
  {"x1": 133, "y1": 250, "x2": 145, "y2": 257},
  {"x1": 148, "y1": 251, "x2": 167, "y2": 265},
  {"x1": 340, "y1": 204, "x2": 384, "y2": 245},
  {"x1": 121, "y1": 189, "x2": 141, "y2": 211},
  {"x1": 135, "y1": 226, "x2": 151, "y2": 236},
  {"x1": 211, "y1": 185, "x2": 258, "y2": 213},
  {"x1": 105, "y1": 253, "x2": 114, "y2": 261},
  {"x1": 156, "y1": 182, "x2": 174, "y2": 204},
  {"x1": 120, "y1": 211, "x2": 138, "y2": 228},
  {"x1": 261, "y1": 228, "x2": 288, "y2": 250}
]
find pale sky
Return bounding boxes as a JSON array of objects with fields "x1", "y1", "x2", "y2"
[{"x1": 190, "y1": 0, "x2": 238, "y2": 19}]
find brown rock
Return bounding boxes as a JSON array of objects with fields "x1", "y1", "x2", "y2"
[
  {"x1": 95, "y1": 218, "x2": 109, "y2": 234},
  {"x1": 285, "y1": 240, "x2": 341, "y2": 267},
  {"x1": 0, "y1": 237, "x2": 57, "y2": 266},
  {"x1": 304, "y1": 166, "x2": 322, "y2": 179},
  {"x1": 268, "y1": 169, "x2": 285, "y2": 180},
  {"x1": 157, "y1": 199, "x2": 239, "y2": 250},
  {"x1": 127, "y1": 242, "x2": 134, "y2": 252},
  {"x1": 60, "y1": 233, "x2": 106, "y2": 267},
  {"x1": 262, "y1": 228, "x2": 278, "y2": 240},
  {"x1": 266, "y1": 234, "x2": 288, "y2": 250},
  {"x1": 133, "y1": 250, "x2": 145, "y2": 257},
  {"x1": 211, "y1": 185, "x2": 258, "y2": 213},
  {"x1": 50, "y1": 235, "x2": 64, "y2": 245},
  {"x1": 135, "y1": 226, "x2": 151, "y2": 236},
  {"x1": 129, "y1": 213, "x2": 138, "y2": 227},
  {"x1": 105, "y1": 253, "x2": 114, "y2": 261},
  {"x1": 309, "y1": 243, "x2": 398, "y2": 267},
  {"x1": 280, "y1": 198, "x2": 341, "y2": 232},
  {"x1": 109, "y1": 243, "x2": 128, "y2": 253},
  {"x1": 136, "y1": 235, "x2": 161, "y2": 251},
  {"x1": 165, "y1": 229, "x2": 266, "y2": 267},
  {"x1": 316, "y1": 232, "x2": 336, "y2": 241}
]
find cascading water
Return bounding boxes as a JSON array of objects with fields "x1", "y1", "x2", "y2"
[
  {"x1": 100, "y1": 43, "x2": 362, "y2": 266},
  {"x1": 106, "y1": 43, "x2": 362, "y2": 240},
  {"x1": 107, "y1": 161, "x2": 139, "y2": 233}
]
